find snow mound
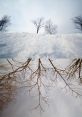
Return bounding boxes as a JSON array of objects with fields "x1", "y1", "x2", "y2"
[{"x1": 0, "y1": 32, "x2": 82, "y2": 58}]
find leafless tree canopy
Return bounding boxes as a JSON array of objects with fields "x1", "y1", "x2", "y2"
[
  {"x1": 32, "y1": 17, "x2": 44, "y2": 34},
  {"x1": 73, "y1": 16, "x2": 82, "y2": 31},
  {"x1": 45, "y1": 20, "x2": 57, "y2": 34},
  {"x1": 0, "y1": 15, "x2": 10, "y2": 32}
]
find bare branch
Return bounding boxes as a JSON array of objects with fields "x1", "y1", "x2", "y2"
[
  {"x1": 45, "y1": 19, "x2": 57, "y2": 34},
  {"x1": 32, "y1": 17, "x2": 44, "y2": 34},
  {"x1": 0, "y1": 15, "x2": 10, "y2": 32},
  {"x1": 73, "y1": 16, "x2": 82, "y2": 31}
]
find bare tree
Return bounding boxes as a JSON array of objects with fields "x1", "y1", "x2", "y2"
[
  {"x1": 73, "y1": 16, "x2": 82, "y2": 31},
  {"x1": 32, "y1": 17, "x2": 44, "y2": 34},
  {"x1": 45, "y1": 20, "x2": 57, "y2": 34},
  {"x1": 0, "y1": 15, "x2": 10, "y2": 32}
]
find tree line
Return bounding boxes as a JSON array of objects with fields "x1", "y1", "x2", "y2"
[{"x1": 0, "y1": 15, "x2": 82, "y2": 34}]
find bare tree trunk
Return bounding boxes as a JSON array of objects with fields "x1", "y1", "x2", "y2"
[{"x1": 37, "y1": 27, "x2": 39, "y2": 34}]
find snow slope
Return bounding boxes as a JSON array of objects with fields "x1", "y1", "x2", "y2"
[
  {"x1": 0, "y1": 32, "x2": 82, "y2": 58},
  {"x1": 0, "y1": 33, "x2": 82, "y2": 117}
]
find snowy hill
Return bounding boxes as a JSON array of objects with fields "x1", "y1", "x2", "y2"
[
  {"x1": 0, "y1": 33, "x2": 82, "y2": 117},
  {"x1": 0, "y1": 32, "x2": 82, "y2": 58}
]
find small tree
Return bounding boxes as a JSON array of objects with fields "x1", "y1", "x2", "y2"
[
  {"x1": 73, "y1": 16, "x2": 82, "y2": 31},
  {"x1": 0, "y1": 15, "x2": 10, "y2": 32},
  {"x1": 32, "y1": 17, "x2": 44, "y2": 34},
  {"x1": 45, "y1": 20, "x2": 57, "y2": 34}
]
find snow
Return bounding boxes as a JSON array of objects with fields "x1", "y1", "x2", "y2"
[
  {"x1": 0, "y1": 33, "x2": 82, "y2": 117},
  {"x1": 0, "y1": 32, "x2": 82, "y2": 58},
  {"x1": 0, "y1": 59, "x2": 82, "y2": 117}
]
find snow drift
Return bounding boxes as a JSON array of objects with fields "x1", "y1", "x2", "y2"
[{"x1": 0, "y1": 32, "x2": 82, "y2": 58}]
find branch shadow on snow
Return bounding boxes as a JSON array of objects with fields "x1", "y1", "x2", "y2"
[{"x1": 0, "y1": 58, "x2": 82, "y2": 111}]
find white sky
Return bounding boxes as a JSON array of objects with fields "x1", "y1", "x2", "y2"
[{"x1": 0, "y1": 0, "x2": 82, "y2": 34}]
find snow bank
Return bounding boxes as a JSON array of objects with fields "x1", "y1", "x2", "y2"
[{"x1": 0, "y1": 33, "x2": 82, "y2": 58}]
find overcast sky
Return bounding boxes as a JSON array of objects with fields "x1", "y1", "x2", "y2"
[{"x1": 0, "y1": 0, "x2": 82, "y2": 34}]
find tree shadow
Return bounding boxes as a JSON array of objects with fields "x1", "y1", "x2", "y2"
[{"x1": 0, "y1": 58, "x2": 82, "y2": 111}]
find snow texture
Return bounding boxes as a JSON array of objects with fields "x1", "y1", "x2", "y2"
[
  {"x1": 0, "y1": 32, "x2": 82, "y2": 58},
  {"x1": 0, "y1": 33, "x2": 82, "y2": 117}
]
